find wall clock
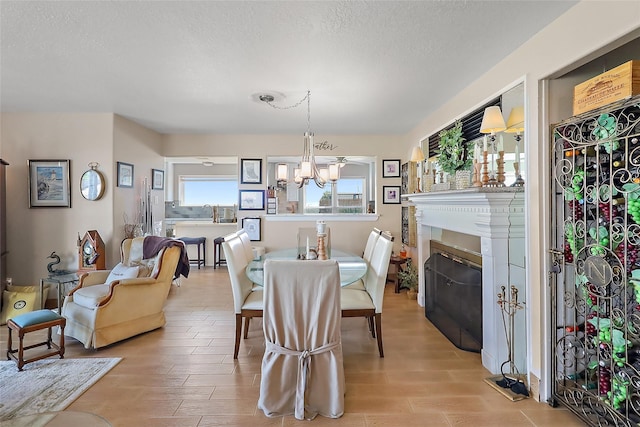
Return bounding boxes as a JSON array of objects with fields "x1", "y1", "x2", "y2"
[{"x1": 80, "y1": 162, "x2": 105, "y2": 201}]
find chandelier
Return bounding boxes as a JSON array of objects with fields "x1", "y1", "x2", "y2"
[{"x1": 260, "y1": 90, "x2": 338, "y2": 189}]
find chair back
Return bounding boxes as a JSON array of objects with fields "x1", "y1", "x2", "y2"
[
  {"x1": 363, "y1": 235, "x2": 393, "y2": 313},
  {"x1": 363, "y1": 228, "x2": 382, "y2": 262},
  {"x1": 222, "y1": 235, "x2": 254, "y2": 313},
  {"x1": 237, "y1": 229, "x2": 255, "y2": 262},
  {"x1": 259, "y1": 259, "x2": 344, "y2": 419}
]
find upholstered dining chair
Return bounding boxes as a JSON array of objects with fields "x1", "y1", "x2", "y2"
[
  {"x1": 236, "y1": 229, "x2": 255, "y2": 262},
  {"x1": 344, "y1": 227, "x2": 383, "y2": 291},
  {"x1": 221, "y1": 232, "x2": 263, "y2": 358},
  {"x1": 340, "y1": 232, "x2": 393, "y2": 357},
  {"x1": 258, "y1": 259, "x2": 344, "y2": 420},
  {"x1": 363, "y1": 227, "x2": 383, "y2": 262}
]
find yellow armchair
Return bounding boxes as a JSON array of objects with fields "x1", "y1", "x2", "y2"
[{"x1": 61, "y1": 237, "x2": 183, "y2": 349}]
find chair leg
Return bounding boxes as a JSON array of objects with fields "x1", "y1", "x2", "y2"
[
  {"x1": 375, "y1": 313, "x2": 384, "y2": 358},
  {"x1": 368, "y1": 316, "x2": 375, "y2": 338},
  {"x1": 243, "y1": 317, "x2": 250, "y2": 339},
  {"x1": 234, "y1": 314, "x2": 242, "y2": 359}
]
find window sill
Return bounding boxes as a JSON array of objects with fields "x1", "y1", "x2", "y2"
[{"x1": 263, "y1": 214, "x2": 379, "y2": 222}]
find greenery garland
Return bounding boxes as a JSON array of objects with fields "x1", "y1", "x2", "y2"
[{"x1": 436, "y1": 120, "x2": 471, "y2": 175}]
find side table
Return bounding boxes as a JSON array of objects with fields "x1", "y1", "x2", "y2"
[
  {"x1": 40, "y1": 273, "x2": 79, "y2": 312},
  {"x1": 387, "y1": 255, "x2": 409, "y2": 293}
]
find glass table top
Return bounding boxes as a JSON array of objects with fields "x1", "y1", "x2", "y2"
[{"x1": 246, "y1": 248, "x2": 367, "y2": 287}]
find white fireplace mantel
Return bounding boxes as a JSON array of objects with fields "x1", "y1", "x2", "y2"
[{"x1": 406, "y1": 188, "x2": 525, "y2": 375}]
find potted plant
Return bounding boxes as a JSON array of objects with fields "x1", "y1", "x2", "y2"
[
  {"x1": 398, "y1": 259, "x2": 419, "y2": 299},
  {"x1": 436, "y1": 120, "x2": 471, "y2": 189}
]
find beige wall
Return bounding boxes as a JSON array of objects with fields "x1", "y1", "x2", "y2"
[
  {"x1": 402, "y1": 1, "x2": 640, "y2": 400},
  {"x1": 112, "y1": 115, "x2": 164, "y2": 265},
  {"x1": 1, "y1": 113, "x2": 115, "y2": 284}
]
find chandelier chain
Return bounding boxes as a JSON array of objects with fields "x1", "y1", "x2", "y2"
[{"x1": 262, "y1": 91, "x2": 312, "y2": 133}]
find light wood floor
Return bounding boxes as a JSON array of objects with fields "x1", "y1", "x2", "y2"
[{"x1": 1, "y1": 267, "x2": 585, "y2": 426}]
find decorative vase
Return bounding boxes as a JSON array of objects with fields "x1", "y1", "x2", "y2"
[
  {"x1": 455, "y1": 170, "x2": 471, "y2": 190},
  {"x1": 407, "y1": 289, "x2": 417, "y2": 300}
]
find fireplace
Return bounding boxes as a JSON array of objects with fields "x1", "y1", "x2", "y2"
[
  {"x1": 424, "y1": 241, "x2": 482, "y2": 352},
  {"x1": 406, "y1": 188, "x2": 525, "y2": 375}
]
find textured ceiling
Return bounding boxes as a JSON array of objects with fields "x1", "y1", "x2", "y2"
[{"x1": 0, "y1": 1, "x2": 577, "y2": 135}]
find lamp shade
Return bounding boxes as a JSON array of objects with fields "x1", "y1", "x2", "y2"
[
  {"x1": 328, "y1": 163, "x2": 340, "y2": 181},
  {"x1": 319, "y1": 168, "x2": 329, "y2": 183},
  {"x1": 480, "y1": 106, "x2": 506, "y2": 134},
  {"x1": 276, "y1": 163, "x2": 288, "y2": 181},
  {"x1": 411, "y1": 146, "x2": 425, "y2": 162},
  {"x1": 505, "y1": 106, "x2": 525, "y2": 134}
]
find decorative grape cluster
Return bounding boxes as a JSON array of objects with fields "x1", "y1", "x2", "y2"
[
  {"x1": 568, "y1": 200, "x2": 583, "y2": 220},
  {"x1": 627, "y1": 198, "x2": 640, "y2": 224},
  {"x1": 564, "y1": 241, "x2": 574, "y2": 263},
  {"x1": 615, "y1": 243, "x2": 638, "y2": 274},
  {"x1": 571, "y1": 169, "x2": 585, "y2": 201},
  {"x1": 599, "y1": 201, "x2": 621, "y2": 223},
  {"x1": 599, "y1": 365, "x2": 611, "y2": 395},
  {"x1": 609, "y1": 373, "x2": 629, "y2": 409}
]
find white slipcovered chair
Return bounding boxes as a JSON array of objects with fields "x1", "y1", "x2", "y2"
[
  {"x1": 344, "y1": 227, "x2": 383, "y2": 291},
  {"x1": 222, "y1": 232, "x2": 263, "y2": 358},
  {"x1": 341, "y1": 233, "x2": 393, "y2": 357},
  {"x1": 61, "y1": 237, "x2": 183, "y2": 349},
  {"x1": 258, "y1": 259, "x2": 344, "y2": 420}
]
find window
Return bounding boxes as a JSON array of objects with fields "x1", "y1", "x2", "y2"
[
  {"x1": 179, "y1": 175, "x2": 238, "y2": 206},
  {"x1": 303, "y1": 178, "x2": 365, "y2": 214}
]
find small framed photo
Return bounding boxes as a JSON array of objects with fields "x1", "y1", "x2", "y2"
[
  {"x1": 241, "y1": 158, "x2": 262, "y2": 184},
  {"x1": 239, "y1": 189, "x2": 265, "y2": 210},
  {"x1": 117, "y1": 162, "x2": 134, "y2": 188},
  {"x1": 242, "y1": 217, "x2": 261, "y2": 241},
  {"x1": 383, "y1": 186, "x2": 401, "y2": 204},
  {"x1": 28, "y1": 159, "x2": 71, "y2": 208},
  {"x1": 382, "y1": 159, "x2": 401, "y2": 178},
  {"x1": 152, "y1": 169, "x2": 164, "y2": 190}
]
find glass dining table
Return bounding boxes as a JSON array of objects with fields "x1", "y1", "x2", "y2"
[{"x1": 246, "y1": 248, "x2": 367, "y2": 287}]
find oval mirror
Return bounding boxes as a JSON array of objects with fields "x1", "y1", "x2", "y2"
[{"x1": 80, "y1": 163, "x2": 105, "y2": 201}]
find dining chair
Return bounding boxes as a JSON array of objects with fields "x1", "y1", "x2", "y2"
[
  {"x1": 363, "y1": 227, "x2": 383, "y2": 262},
  {"x1": 221, "y1": 233, "x2": 263, "y2": 358},
  {"x1": 341, "y1": 232, "x2": 393, "y2": 357},
  {"x1": 343, "y1": 227, "x2": 382, "y2": 291},
  {"x1": 258, "y1": 259, "x2": 344, "y2": 420},
  {"x1": 236, "y1": 229, "x2": 255, "y2": 262}
]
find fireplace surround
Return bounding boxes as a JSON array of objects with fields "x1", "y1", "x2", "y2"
[{"x1": 406, "y1": 188, "x2": 525, "y2": 375}]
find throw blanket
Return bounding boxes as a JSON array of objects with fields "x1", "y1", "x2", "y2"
[{"x1": 143, "y1": 236, "x2": 190, "y2": 279}]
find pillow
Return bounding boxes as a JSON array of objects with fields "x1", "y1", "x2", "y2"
[
  {"x1": 105, "y1": 263, "x2": 140, "y2": 284},
  {"x1": 6, "y1": 284, "x2": 51, "y2": 309},
  {"x1": 1, "y1": 290, "x2": 38, "y2": 325}
]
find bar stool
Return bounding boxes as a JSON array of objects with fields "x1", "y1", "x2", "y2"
[
  {"x1": 213, "y1": 236, "x2": 227, "y2": 269},
  {"x1": 177, "y1": 236, "x2": 206, "y2": 269}
]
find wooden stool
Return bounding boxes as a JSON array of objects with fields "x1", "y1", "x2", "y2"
[
  {"x1": 387, "y1": 255, "x2": 409, "y2": 293},
  {"x1": 213, "y1": 236, "x2": 227, "y2": 269},
  {"x1": 7, "y1": 309, "x2": 66, "y2": 371}
]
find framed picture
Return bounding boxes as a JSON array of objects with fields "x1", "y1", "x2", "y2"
[
  {"x1": 152, "y1": 169, "x2": 164, "y2": 190},
  {"x1": 242, "y1": 217, "x2": 261, "y2": 241},
  {"x1": 117, "y1": 162, "x2": 134, "y2": 188},
  {"x1": 240, "y1": 158, "x2": 262, "y2": 184},
  {"x1": 383, "y1": 186, "x2": 401, "y2": 204},
  {"x1": 28, "y1": 159, "x2": 71, "y2": 208},
  {"x1": 239, "y1": 189, "x2": 265, "y2": 210},
  {"x1": 382, "y1": 159, "x2": 401, "y2": 178}
]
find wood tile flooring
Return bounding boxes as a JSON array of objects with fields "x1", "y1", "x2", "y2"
[{"x1": 1, "y1": 267, "x2": 585, "y2": 426}]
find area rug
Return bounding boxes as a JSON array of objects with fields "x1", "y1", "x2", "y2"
[{"x1": 0, "y1": 357, "x2": 121, "y2": 421}]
